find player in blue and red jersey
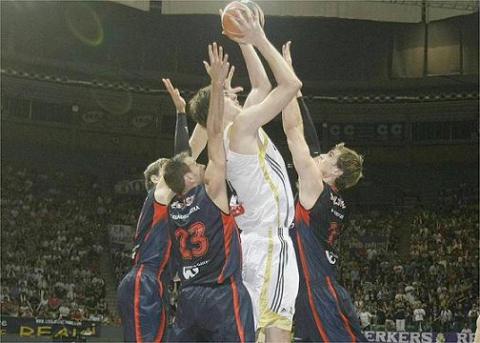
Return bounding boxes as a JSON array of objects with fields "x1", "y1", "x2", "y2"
[
  {"x1": 163, "y1": 43, "x2": 254, "y2": 342},
  {"x1": 117, "y1": 160, "x2": 173, "y2": 342},
  {"x1": 116, "y1": 77, "x2": 207, "y2": 342},
  {"x1": 281, "y1": 41, "x2": 367, "y2": 343}
]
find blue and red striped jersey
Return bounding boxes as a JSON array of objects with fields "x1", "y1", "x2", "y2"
[
  {"x1": 291, "y1": 182, "x2": 347, "y2": 282},
  {"x1": 132, "y1": 189, "x2": 173, "y2": 285},
  {"x1": 168, "y1": 185, "x2": 242, "y2": 287}
]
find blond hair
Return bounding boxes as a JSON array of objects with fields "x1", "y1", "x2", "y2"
[
  {"x1": 143, "y1": 158, "x2": 168, "y2": 191},
  {"x1": 334, "y1": 143, "x2": 364, "y2": 191}
]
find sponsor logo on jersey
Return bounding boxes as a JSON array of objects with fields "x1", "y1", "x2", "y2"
[
  {"x1": 330, "y1": 193, "x2": 346, "y2": 209},
  {"x1": 331, "y1": 208, "x2": 344, "y2": 220},
  {"x1": 171, "y1": 195, "x2": 196, "y2": 209},
  {"x1": 325, "y1": 250, "x2": 338, "y2": 264},
  {"x1": 183, "y1": 266, "x2": 199, "y2": 280},
  {"x1": 279, "y1": 306, "x2": 294, "y2": 316},
  {"x1": 170, "y1": 205, "x2": 200, "y2": 220},
  {"x1": 182, "y1": 260, "x2": 209, "y2": 280}
]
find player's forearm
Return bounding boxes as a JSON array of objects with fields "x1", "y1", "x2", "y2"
[
  {"x1": 287, "y1": 132, "x2": 314, "y2": 178},
  {"x1": 240, "y1": 44, "x2": 271, "y2": 91},
  {"x1": 206, "y1": 82, "x2": 224, "y2": 140},
  {"x1": 254, "y1": 36, "x2": 301, "y2": 91},
  {"x1": 189, "y1": 124, "x2": 207, "y2": 160},
  {"x1": 299, "y1": 97, "x2": 322, "y2": 157},
  {"x1": 173, "y1": 112, "x2": 191, "y2": 156},
  {"x1": 206, "y1": 81, "x2": 226, "y2": 175},
  {"x1": 282, "y1": 97, "x2": 303, "y2": 134}
]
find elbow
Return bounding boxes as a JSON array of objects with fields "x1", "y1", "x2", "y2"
[
  {"x1": 261, "y1": 82, "x2": 273, "y2": 94},
  {"x1": 284, "y1": 78, "x2": 302, "y2": 98},
  {"x1": 253, "y1": 83, "x2": 272, "y2": 98},
  {"x1": 292, "y1": 78, "x2": 302, "y2": 92}
]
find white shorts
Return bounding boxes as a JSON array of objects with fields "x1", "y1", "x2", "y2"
[{"x1": 241, "y1": 227, "x2": 299, "y2": 332}]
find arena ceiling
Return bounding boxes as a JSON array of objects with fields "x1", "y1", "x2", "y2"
[{"x1": 158, "y1": 0, "x2": 478, "y2": 23}]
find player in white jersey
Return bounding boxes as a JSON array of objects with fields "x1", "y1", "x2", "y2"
[
  {"x1": 223, "y1": 125, "x2": 299, "y2": 335},
  {"x1": 188, "y1": 8, "x2": 302, "y2": 343}
]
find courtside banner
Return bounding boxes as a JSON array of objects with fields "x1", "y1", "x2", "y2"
[
  {"x1": 0, "y1": 316, "x2": 101, "y2": 338},
  {"x1": 363, "y1": 331, "x2": 474, "y2": 343}
]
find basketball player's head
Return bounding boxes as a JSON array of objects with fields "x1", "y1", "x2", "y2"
[
  {"x1": 188, "y1": 86, "x2": 242, "y2": 128},
  {"x1": 143, "y1": 158, "x2": 168, "y2": 191},
  {"x1": 316, "y1": 143, "x2": 363, "y2": 191},
  {"x1": 163, "y1": 152, "x2": 206, "y2": 195}
]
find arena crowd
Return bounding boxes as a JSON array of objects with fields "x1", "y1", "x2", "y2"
[{"x1": 1, "y1": 165, "x2": 478, "y2": 334}]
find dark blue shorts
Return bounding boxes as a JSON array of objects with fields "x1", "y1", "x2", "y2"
[
  {"x1": 117, "y1": 265, "x2": 168, "y2": 342},
  {"x1": 168, "y1": 276, "x2": 255, "y2": 342},
  {"x1": 294, "y1": 277, "x2": 368, "y2": 342}
]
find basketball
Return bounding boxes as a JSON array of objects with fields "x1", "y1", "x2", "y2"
[{"x1": 222, "y1": 0, "x2": 265, "y2": 38}]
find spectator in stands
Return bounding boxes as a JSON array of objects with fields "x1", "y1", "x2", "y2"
[
  {"x1": 1, "y1": 165, "x2": 117, "y2": 323},
  {"x1": 413, "y1": 302, "x2": 426, "y2": 332},
  {"x1": 2, "y1": 165, "x2": 478, "y2": 333},
  {"x1": 375, "y1": 304, "x2": 386, "y2": 330},
  {"x1": 440, "y1": 306, "x2": 453, "y2": 332},
  {"x1": 469, "y1": 304, "x2": 479, "y2": 330},
  {"x1": 359, "y1": 306, "x2": 375, "y2": 331},
  {"x1": 394, "y1": 301, "x2": 406, "y2": 331},
  {"x1": 58, "y1": 303, "x2": 70, "y2": 319}
]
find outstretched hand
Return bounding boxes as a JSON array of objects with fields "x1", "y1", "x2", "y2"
[
  {"x1": 220, "y1": 7, "x2": 265, "y2": 46},
  {"x1": 203, "y1": 42, "x2": 230, "y2": 86},
  {"x1": 282, "y1": 41, "x2": 293, "y2": 68},
  {"x1": 225, "y1": 65, "x2": 243, "y2": 96},
  {"x1": 162, "y1": 78, "x2": 186, "y2": 113},
  {"x1": 282, "y1": 41, "x2": 302, "y2": 97}
]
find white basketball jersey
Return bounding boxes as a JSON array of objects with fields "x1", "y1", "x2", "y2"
[{"x1": 224, "y1": 125, "x2": 294, "y2": 234}]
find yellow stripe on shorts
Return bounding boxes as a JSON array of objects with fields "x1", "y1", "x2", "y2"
[{"x1": 257, "y1": 131, "x2": 292, "y2": 331}]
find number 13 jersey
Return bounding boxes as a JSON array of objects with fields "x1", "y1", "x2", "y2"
[{"x1": 168, "y1": 184, "x2": 243, "y2": 287}]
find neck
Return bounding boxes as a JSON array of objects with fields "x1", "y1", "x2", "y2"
[
  {"x1": 323, "y1": 177, "x2": 338, "y2": 192},
  {"x1": 181, "y1": 183, "x2": 197, "y2": 196}
]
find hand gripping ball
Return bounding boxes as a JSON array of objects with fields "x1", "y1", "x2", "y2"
[{"x1": 222, "y1": 0, "x2": 265, "y2": 38}]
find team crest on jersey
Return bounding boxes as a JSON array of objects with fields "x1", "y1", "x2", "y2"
[
  {"x1": 330, "y1": 193, "x2": 346, "y2": 209},
  {"x1": 171, "y1": 195, "x2": 196, "y2": 209}
]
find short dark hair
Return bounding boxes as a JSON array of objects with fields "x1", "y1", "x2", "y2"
[
  {"x1": 143, "y1": 158, "x2": 168, "y2": 191},
  {"x1": 163, "y1": 152, "x2": 191, "y2": 194},
  {"x1": 187, "y1": 85, "x2": 211, "y2": 128}
]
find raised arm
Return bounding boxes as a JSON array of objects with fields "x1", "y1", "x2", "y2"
[
  {"x1": 188, "y1": 124, "x2": 207, "y2": 160},
  {"x1": 239, "y1": 44, "x2": 271, "y2": 109},
  {"x1": 162, "y1": 78, "x2": 207, "y2": 159},
  {"x1": 203, "y1": 43, "x2": 230, "y2": 212},
  {"x1": 298, "y1": 97, "x2": 322, "y2": 157},
  {"x1": 281, "y1": 41, "x2": 323, "y2": 209},
  {"x1": 226, "y1": 8, "x2": 302, "y2": 152}
]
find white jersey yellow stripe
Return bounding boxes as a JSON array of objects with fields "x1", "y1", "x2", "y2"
[{"x1": 224, "y1": 125, "x2": 299, "y2": 331}]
